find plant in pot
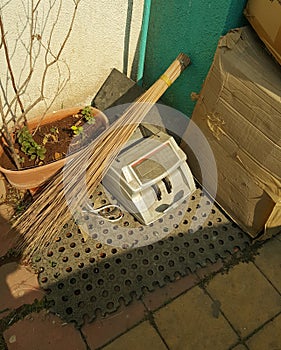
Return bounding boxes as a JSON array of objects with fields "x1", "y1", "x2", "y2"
[{"x1": 0, "y1": 0, "x2": 108, "y2": 190}]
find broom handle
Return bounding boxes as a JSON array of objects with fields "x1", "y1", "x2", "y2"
[{"x1": 84, "y1": 53, "x2": 191, "y2": 194}]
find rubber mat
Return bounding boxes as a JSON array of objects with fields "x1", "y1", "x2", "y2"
[{"x1": 34, "y1": 185, "x2": 251, "y2": 326}]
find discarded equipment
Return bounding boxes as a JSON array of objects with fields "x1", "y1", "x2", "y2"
[{"x1": 102, "y1": 124, "x2": 196, "y2": 225}]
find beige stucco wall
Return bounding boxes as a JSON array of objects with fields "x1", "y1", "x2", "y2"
[{"x1": 0, "y1": 0, "x2": 144, "y2": 121}]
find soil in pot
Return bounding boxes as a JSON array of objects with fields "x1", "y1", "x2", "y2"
[{"x1": 0, "y1": 109, "x2": 107, "y2": 170}]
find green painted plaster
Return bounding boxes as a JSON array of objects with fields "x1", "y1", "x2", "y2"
[{"x1": 143, "y1": 0, "x2": 247, "y2": 117}]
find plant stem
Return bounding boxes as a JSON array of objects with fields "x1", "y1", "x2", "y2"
[
  {"x1": 0, "y1": 15, "x2": 27, "y2": 125},
  {"x1": 0, "y1": 96, "x2": 21, "y2": 169}
]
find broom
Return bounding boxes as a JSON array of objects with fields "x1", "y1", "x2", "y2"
[{"x1": 12, "y1": 53, "x2": 190, "y2": 261}]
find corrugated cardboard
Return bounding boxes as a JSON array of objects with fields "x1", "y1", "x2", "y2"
[
  {"x1": 244, "y1": 0, "x2": 281, "y2": 65},
  {"x1": 181, "y1": 27, "x2": 281, "y2": 239}
]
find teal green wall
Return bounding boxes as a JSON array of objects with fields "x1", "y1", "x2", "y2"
[{"x1": 143, "y1": 0, "x2": 247, "y2": 117}]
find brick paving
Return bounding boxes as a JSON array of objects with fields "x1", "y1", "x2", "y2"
[{"x1": 0, "y1": 196, "x2": 280, "y2": 349}]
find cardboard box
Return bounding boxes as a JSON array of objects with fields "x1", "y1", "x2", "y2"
[
  {"x1": 244, "y1": 0, "x2": 281, "y2": 65},
  {"x1": 181, "y1": 27, "x2": 281, "y2": 239}
]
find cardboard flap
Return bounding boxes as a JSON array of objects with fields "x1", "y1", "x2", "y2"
[{"x1": 264, "y1": 201, "x2": 281, "y2": 238}]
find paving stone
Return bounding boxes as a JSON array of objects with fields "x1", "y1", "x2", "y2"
[
  {"x1": 254, "y1": 237, "x2": 281, "y2": 293},
  {"x1": 154, "y1": 285, "x2": 238, "y2": 350},
  {"x1": 206, "y1": 262, "x2": 281, "y2": 337},
  {"x1": 81, "y1": 299, "x2": 146, "y2": 349},
  {"x1": 101, "y1": 321, "x2": 166, "y2": 350},
  {"x1": 3, "y1": 310, "x2": 87, "y2": 350},
  {"x1": 246, "y1": 313, "x2": 281, "y2": 350},
  {"x1": 142, "y1": 272, "x2": 199, "y2": 311},
  {"x1": 0, "y1": 262, "x2": 45, "y2": 318},
  {"x1": 231, "y1": 345, "x2": 248, "y2": 350}
]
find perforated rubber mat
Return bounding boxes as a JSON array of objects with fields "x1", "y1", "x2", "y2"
[{"x1": 34, "y1": 185, "x2": 251, "y2": 326}]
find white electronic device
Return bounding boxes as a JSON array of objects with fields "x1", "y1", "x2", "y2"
[{"x1": 102, "y1": 124, "x2": 196, "y2": 225}]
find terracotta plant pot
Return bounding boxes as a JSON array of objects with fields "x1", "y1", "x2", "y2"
[{"x1": 0, "y1": 106, "x2": 109, "y2": 190}]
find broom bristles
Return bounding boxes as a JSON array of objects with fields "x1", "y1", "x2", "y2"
[{"x1": 12, "y1": 53, "x2": 191, "y2": 260}]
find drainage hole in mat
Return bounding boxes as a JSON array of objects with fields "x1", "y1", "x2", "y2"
[
  {"x1": 107, "y1": 302, "x2": 114, "y2": 310},
  {"x1": 47, "y1": 251, "x2": 53, "y2": 257},
  {"x1": 102, "y1": 290, "x2": 109, "y2": 297},
  {"x1": 70, "y1": 278, "x2": 76, "y2": 284},
  {"x1": 41, "y1": 277, "x2": 48, "y2": 283},
  {"x1": 89, "y1": 257, "x2": 95, "y2": 263},
  {"x1": 98, "y1": 279, "x2": 104, "y2": 286},
  {"x1": 58, "y1": 247, "x2": 65, "y2": 253},
  {"x1": 131, "y1": 263, "x2": 137, "y2": 269},
  {"x1": 85, "y1": 247, "x2": 91, "y2": 253},
  {"x1": 82, "y1": 273, "x2": 88, "y2": 279},
  {"x1": 78, "y1": 262, "x2": 84, "y2": 268},
  {"x1": 74, "y1": 289, "x2": 81, "y2": 295},
  {"x1": 74, "y1": 252, "x2": 80, "y2": 258},
  {"x1": 189, "y1": 252, "x2": 196, "y2": 258},
  {"x1": 66, "y1": 232, "x2": 72, "y2": 238},
  {"x1": 114, "y1": 285, "x2": 120, "y2": 292},
  {"x1": 90, "y1": 295, "x2": 97, "y2": 302},
  {"x1": 193, "y1": 238, "x2": 199, "y2": 244},
  {"x1": 58, "y1": 283, "x2": 64, "y2": 289},
  {"x1": 62, "y1": 295, "x2": 68, "y2": 302},
  {"x1": 66, "y1": 267, "x2": 72, "y2": 272},
  {"x1": 62, "y1": 256, "x2": 68, "y2": 262},
  {"x1": 218, "y1": 239, "x2": 224, "y2": 245},
  {"x1": 115, "y1": 258, "x2": 122, "y2": 264},
  {"x1": 66, "y1": 307, "x2": 73, "y2": 315},
  {"x1": 86, "y1": 284, "x2": 93, "y2": 291}
]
